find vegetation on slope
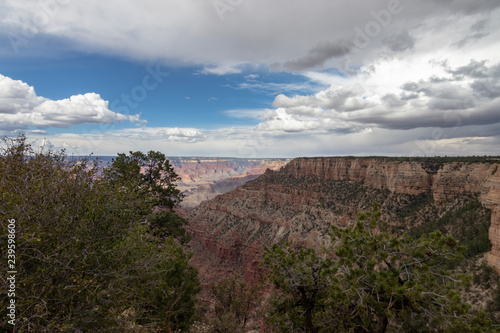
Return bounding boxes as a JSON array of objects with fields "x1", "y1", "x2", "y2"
[
  {"x1": 409, "y1": 198, "x2": 492, "y2": 258},
  {"x1": 263, "y1": 204, "x2": 496, "y2": 332},
  {"x1": 203, "y1": 204, "x2": 499, "y2": 332}
]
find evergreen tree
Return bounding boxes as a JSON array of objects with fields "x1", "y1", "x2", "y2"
[
  {"x1": 105, "y1": 150, "x2": 182, "y2": 209},
  {"x1": 264, "y1": 203, "x2": 493, "y2": 332}
]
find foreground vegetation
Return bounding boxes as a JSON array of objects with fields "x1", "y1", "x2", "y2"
[
  {"x1": 0, "y1": 136, "x2": 200, "y2": 331},
  {"x1": 1, "y1": 135, "x2": 499, "y2": 332}
]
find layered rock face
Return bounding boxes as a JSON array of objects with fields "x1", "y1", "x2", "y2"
[
  {"x1": 169, "y1": 157, "x2": 289, "y2": 208},
  {"x1": 283, "y1": 158, "x2": 497, "y2": 199},
  {"x1": 184, "y1": 158, "x2": 500, "y2": 284}
]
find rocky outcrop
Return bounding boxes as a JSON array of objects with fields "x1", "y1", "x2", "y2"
[
  {"x1": 283, "y1": 158, "x2": 433, "y2": 195},
  {"x1": 184, "y1": 158, "x2": 500, "y2": 284},
  {"x1": 284, "y1": 158, "x2": 498, "y2": 200}
]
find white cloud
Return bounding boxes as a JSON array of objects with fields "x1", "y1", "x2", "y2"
[
  {"x1": 230, "y1": 80, "x2": 324, "y2": 96},
  {"x1": 201, "y1": 65, "x2": 242, "y2": 75},
  {"x1": 256, "y1": 108, "x2": 324, "y2": 133},
  {"x1": 21, "y1": 122, "x2": 500, "y2": 158},
  {"x1": 244, "y1": 74, "x2": 260, "y2": 80},
  {"x1": 0, "y1": 74, "x2": 144, "y2": 131},
  {"x1": 269, "y1": 56, "x2": 500, "y2": 131},
  {"x1": 113, "y1": 127, "x2": 204, "y2": 142}
]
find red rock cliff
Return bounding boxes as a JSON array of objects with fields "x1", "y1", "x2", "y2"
[
  {"x1": 283, "y1": 158, "x2": 498, "y2": 199},
  {"x1": 185, "y1": 158, "x2": 500, "y2": 284}
]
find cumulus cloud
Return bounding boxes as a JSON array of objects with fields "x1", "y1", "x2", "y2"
[
  {"x1": 445, "y1": 59, "x2": 491, "y2": 79},
  {"x1": 0, "y1": 74, "x2": 143, "y2": 131},
  {"x1": 256, "y1": 108, "x2": 323, "y2": 132},
  {"x1": 268, "y1": 57, "x2": 500, "y2": 133},
  {"x1": 273, "y1": 83, "x2": 369, "y2": 113}
]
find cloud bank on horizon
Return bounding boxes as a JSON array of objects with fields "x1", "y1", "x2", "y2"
[{"x1": 1, "y1": 0, "x2": 499, "y2": 157}]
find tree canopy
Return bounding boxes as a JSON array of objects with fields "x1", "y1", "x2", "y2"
[
  {"x1": 0, "y1": 135, "x2": 200, "y2": 331},
  {"x1": 104, "y1": 150, "x2": 183, "y2": 210}
]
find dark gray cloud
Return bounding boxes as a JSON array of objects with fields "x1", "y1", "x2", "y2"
[
  {"x1": 400, "y1": 92, "x2": 419, "y2": 101},
  {"x1": 471, "y1": 80, "x2": 500, "y2": 98},
  {"x1": 454, "y1": 32, "x2": 490, "y2": 48},
  {"x1": 382, "y1": 94, "x2": 407, "y2": 108},
  {"x1": 428, "y1": 0, "x2": 500, "y2": 15},
  {"x1": 321, "y1": 85, "x2": 367, "y2": 111},
  {"x1": 345, "y1": 102, "x2": 500, "y2": 131},
  {"x1": 448, "y1": 60, "x2": 489, "y2": 78},
  {"x1": 471, "y1": 19, "x2": 489, "y2": 32},
  {"x1": 453, "y1": 19, "x2": 490, "y2": 48},
  {"x1": 444, "y1": 60, "x2": 500, "y2": 100},
  {"x1": 427, "y1": 98, "x2": 475, "y2": 111},
  {"x1": 342, "y1": 85, "x2": 500, "y2": 129},
  {"x1": 428, "y1": 76, "x2": 450, "y2": 83},
  {"x1": 399, "y1": 61, "x2": 500, "y2": 103},
  {"x1": 442, "y1": 123, "x2": 500, "y2": 139},
  {"x1": 279, "y1": 40, "x2": 351, "y2": 72},
  {"x1": 383, "y1": 30, "x2": 415, "y2": 52},
  {"x1": 401, "y1": 82, "x2": 419, "y2": 92}
]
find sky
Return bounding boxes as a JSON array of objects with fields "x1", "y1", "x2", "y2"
[{"x1": 0, "y1": 0, "x2": 499, "y2": 158}]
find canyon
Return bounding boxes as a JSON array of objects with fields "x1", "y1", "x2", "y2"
[
  {"x1": 182, "y1": 157, "x2": 500, "y2": 286},
  {"x1": 169, "y1": 157, "x2": 289, "y2": 208}
]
